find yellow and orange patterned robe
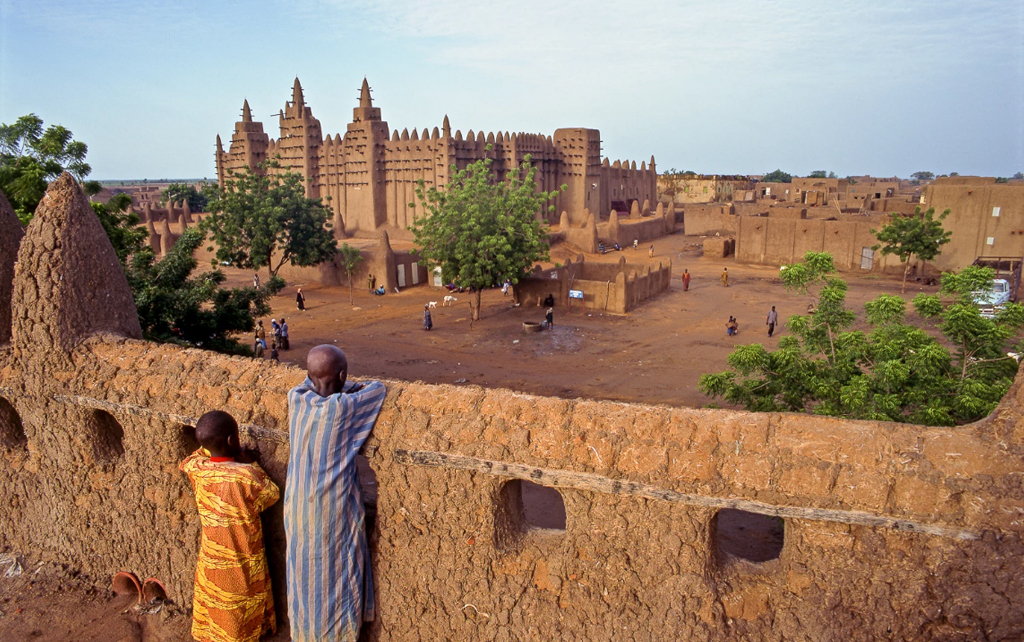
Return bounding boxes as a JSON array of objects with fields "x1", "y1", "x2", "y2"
[{"x1": 180, "y1": 449, "x2": 280, "y2": 642}]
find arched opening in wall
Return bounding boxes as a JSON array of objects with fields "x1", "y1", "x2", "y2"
[
  {"x1": 715, "y1": 509, "x2": 784, "y2": 563},
  {"x1": 0, "y1": 397, "x2": 26, "y2": 450},
  {"x1": 88, "y1": 410, "x2": 125, "y2": 465},
  {"x1": 495, "y1": 479, "x2": 566, "y2": 548}
]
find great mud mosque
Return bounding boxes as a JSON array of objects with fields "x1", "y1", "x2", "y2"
[{"x1": 214, "y1": 78, "x2": 658, "y2": 238}]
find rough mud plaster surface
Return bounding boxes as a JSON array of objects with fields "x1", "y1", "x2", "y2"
[
  {"x1": 11, "y1": 173, "x2": 141, "y2": 356},
  {"x1": 1, "y1": 338, "x2": 1023, "y2": 640},
  {"x1": 1, "y1": 175, "x2": 1024, "y2": 640},
  {"x1": 0, "y1": 191, "x2": 23, "y2": 345}
]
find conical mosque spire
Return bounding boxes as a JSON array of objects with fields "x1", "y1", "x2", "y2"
[
  {"x1": 242, "y1": 99, "x2": 252, "y2": 123},
  {"x1": 442, "y1": 114, "x2": 451, "y2": 137},
  {"x1": 359, "y1": 77, "x2": 373, "y2": 108},
  {"x1": 292, "y1": 77, "x2": 304, "y2": 106}
]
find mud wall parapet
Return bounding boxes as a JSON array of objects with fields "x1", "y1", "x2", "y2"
[{"x1": 2, "y1": 178, "x2": 1024, "y2": 640}]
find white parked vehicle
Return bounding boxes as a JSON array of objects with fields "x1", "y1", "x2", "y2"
[{"x1": 973, "y1": 279, "x2": 1011, "y2": 318}]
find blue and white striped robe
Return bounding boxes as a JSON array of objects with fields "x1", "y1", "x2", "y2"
[{"x1": 284, "y1": 378, "x2": 386, "y2": 642}]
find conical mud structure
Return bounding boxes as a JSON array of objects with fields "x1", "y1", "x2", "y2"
[{"x1": 12, "y1": 173, "x2": 141, "y2": 356}]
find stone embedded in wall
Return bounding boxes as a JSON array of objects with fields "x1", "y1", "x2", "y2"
[
  {"x1": 0, "y1": 190, "x2": 24, "y2": 345},
  {"x1": 11, "y1": 173, "x2": 142, "y2": 355}
]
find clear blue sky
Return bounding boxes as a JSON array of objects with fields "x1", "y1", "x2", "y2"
[{"x1": 1, "y1": 0, "x2": 1021, "y2": 180}]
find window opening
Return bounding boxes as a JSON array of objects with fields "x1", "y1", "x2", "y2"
[
  {"x1": 494, "y1": 479, "x2": 566, "y2": 549},
  {"x1": 89, "y1": 410, "x2": 125, "y2": 465},
  {"x1": 715, "y1": 508, "x2": 783, "y2": 563}
]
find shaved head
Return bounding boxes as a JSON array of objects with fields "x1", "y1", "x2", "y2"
[
  {"x1": 307, "y1": 344, "x2": 348, "y2": 397},
  {"x1": 195, "y1": 410, "x2": 239, "y2": 457}
]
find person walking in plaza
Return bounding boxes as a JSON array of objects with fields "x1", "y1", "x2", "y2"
[
  {"x1": 296, "y1": 288, "x2": 306, "y2": 311},
  {"x1": 285, "y1": 345, "x2": 386, "y2": 642},
  {"x1": 766, "y1": 305, "x2": 779, "y2": 337},
  {"x1": 256, "y1": 320, "x2": 266, "y2": 346},
  {"x1": 682, "y1": 269, "x2": 690, "y2": 292},
  {"x1": 253, "y1": 273, "x2": 260, "y2": 289},
  {"x1": 721, "y1": 268, "x2": 729, "y2": 287},
  {"x1": 180, "y1": 410, "x2": 280, "y2": 642},
  {"x1": 545, "y1": 306, "x2": 554, "y2": 329},
  {"x1": 423, "y1": 303, "x2": 433, "y2": 331},
  {"x1": 367, "y1": 273, "x2": 375, "y2": 294},
  {"x1": 648, "y1": 245, "x2": 654, "y2": 258},
  {"x1": 633, "y1": 238, "x2": 638, "y2": 250},
  {"x1": 280, "y1": 318, "x2": 289, "y2": 350}
]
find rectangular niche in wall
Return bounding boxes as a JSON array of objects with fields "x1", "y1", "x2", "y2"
[
  {"x1": 494, "y1": 479, "x2": 566, "y2": 549},
  {"x1": 715, "y1": 509, "x2": 784, "y2": 564}
]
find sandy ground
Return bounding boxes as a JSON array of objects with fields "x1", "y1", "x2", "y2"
[
  {"x1": 0, "y1": 233, "x2": 942, "y2": 639},
  {"x1": 250, "y1": 233, "x2": 940, "y2": 409}
]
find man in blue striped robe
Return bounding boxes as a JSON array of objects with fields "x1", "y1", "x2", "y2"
[{"x1": 284, "y1": 345, "x2": 387, "y2": 641}]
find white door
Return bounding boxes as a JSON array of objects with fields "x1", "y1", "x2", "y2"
[
  {"x1": 397, "y1": 264, "x2": 406, "y2": 287},
  {"x1": 411, "y1": 261, "x2": 419, "y2": 285},
  {"x1": 860, "y1": 247, "x2": 874, "y2": 270}
]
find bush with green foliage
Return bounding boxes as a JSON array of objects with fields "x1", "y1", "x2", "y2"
[
  {"x1": 410, "y1": 145, "x2": 563, "y2": 321},
  {"x1": 126, "y1": 228, "x2": 283, "y2": 354},
  {"x1": 761, "y1": 169, "x2": 792, "y2": 183},
  {"x1": 161, "y1": 182, "x2": 212, "y2": 213},
  {"x1": 699, "y1": 253, "x2": 1024, "y2": 426}
]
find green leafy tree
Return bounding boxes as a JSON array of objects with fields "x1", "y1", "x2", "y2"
[
  {"x1": 1013, "y1": 172, "x2": 1023, "y2": 180},
  {"x1": 410, "y1": 145, "x2": 564, "y2": 321},
  {"x1": 202, "y1": 159, "x2": 338, "y2": 278},
  {"x1": 762, "y1": 169, "x2": 792, "y2": 183},
  {"x1": 911, "y1": 171, "x2": 934, "y2": 181},
  {"x1": 337, "y1": 243, "x2": 363, "y2": 305},
  {"x1": 871, "y1": 206, "x2": 952, "y2": 293},
  {"x1": 0, "y1": 114, "x2": 92, "y2": 224},
  {"x1": 700, "y1": 253, "x2": 1024, "y2": 425},
  {"x1": 127, "y1": 227, "x2": 283, "y2": 354},
  {"x1": 161, "y1": 183, "x2": 211, "y2": 213},
  {"x1": 808, "y1": 170, "x2": 827, "y2": 179},
  {"x1": 84, "y1": 180, "x2": 280, "y2": 356}
]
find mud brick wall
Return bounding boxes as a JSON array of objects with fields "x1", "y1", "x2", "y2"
[{"x1": 2, "y1": 177, "x2": 1024, "y2": 641}]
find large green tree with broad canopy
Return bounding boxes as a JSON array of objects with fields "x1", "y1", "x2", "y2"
[
  {"x1": 871, "y1": 206, "x2": 952, "y2": 293},
  {"x1": 409, "y1": 145, "x2": 564, "y2": 321},
  {"x1": 202, "y1": 159, "x2": 338, "y2": 278}
]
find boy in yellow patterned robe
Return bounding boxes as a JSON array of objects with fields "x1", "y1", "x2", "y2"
[{"x1": 180, "y1": 410, "x2": 280, "y2": 642}]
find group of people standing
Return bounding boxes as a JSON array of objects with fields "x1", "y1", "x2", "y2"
[
  {"x1": 253, "y1": 318, "x2": 289, "y2": 360},
  {"x1": 180, "y1": 345, "x2": 386, "y2": 642}
]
